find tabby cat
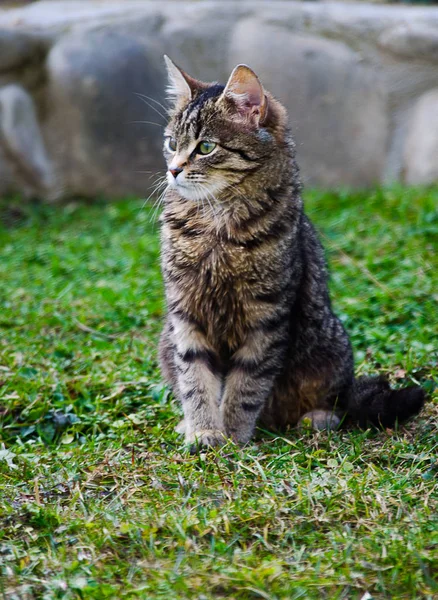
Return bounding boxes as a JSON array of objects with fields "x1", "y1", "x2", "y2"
[{"x1": 158, "y1": 56, "x2": 425, "y2": 449}]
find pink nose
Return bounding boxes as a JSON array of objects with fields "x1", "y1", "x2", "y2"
[{"x1": 169, "y1": 167, "x2": 183, "y2": 179}]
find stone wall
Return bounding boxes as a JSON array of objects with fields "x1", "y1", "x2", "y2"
[{"x1": 0, "y1": 1, "x2": 437, "y2": 199}]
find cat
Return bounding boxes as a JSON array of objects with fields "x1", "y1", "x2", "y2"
[{"x1": 158, "y1": 55, "x2": 425, "y2": 449}]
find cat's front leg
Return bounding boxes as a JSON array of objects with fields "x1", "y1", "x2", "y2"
[
  {"x1": 171, "y1": 315, "x2": 224, "y2": 448},
  {"x1": 221, "y1": 326, "x2": 287, "y2": 444}
]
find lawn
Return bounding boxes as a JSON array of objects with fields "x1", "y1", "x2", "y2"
[{"x1": 0, "y1": 187, "x2": 436, "y2": 600}]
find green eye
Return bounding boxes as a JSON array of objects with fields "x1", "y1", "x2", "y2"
[
  {"x1": 197, "y1": 141, "x2": 216, "y2": 155},
  {"x1": 167, "y1": 137, "x2": 177, "y2": 152}
]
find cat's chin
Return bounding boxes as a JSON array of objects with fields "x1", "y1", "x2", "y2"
[
  {"x1": 172, "y1": 184, "x2": 203, "y2": 202},
  {"x1": 169, "y1": 180, "x2": 225, "y2": 205}
]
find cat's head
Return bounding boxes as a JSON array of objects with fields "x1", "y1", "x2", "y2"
[{"x1": 163, "y1": 56, "x2": 288, "y2": 204}]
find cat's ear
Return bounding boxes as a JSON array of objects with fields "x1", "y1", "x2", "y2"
[
  {"x1": 218, "y1": 64, "x2": 267, "y2": 127},
  {"x1": 164, "y1": 55, "x2": 202, "y2": 108}
]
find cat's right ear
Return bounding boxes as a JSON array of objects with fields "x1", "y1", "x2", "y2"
[
  {"x1": 164, "y1": 55, "x2": 198, "y2": 109},
  {"x1": 218, "y1": 64, "x2": 267, "y2": 127}
]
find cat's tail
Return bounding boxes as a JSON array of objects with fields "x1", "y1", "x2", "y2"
[{"x1": 345, "y1": 375, "x2": 425, "y2": 428}]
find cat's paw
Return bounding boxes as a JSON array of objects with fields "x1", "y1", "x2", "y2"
[
  {"x1": 298, "y1": 410, "x2": 341, "y2": 431},
  {"x1": 185, "y1": 429, "x2": 226, "y2": 453}
]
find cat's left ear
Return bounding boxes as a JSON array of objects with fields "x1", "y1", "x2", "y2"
[{"x1": 218, "y1": 64, "x2": 267, "y2": 127}]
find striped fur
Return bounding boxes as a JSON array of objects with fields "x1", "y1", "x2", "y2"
[{"x1": 158, "y1": 59, "x2": 425, "y2": 448}]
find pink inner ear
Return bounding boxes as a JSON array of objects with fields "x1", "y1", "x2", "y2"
[
  {"x1": 222, "y1": 65, "x2": 266, "y2": 123},
  {"x1": 231, "y1": 81, "x2": 263, "y2": 108}
]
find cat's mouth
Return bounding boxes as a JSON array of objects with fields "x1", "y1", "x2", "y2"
[{"x1": 167, "y1": 173, "x2": 192, "y2": 197}]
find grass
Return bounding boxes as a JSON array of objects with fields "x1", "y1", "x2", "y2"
[{"x1": 0, "y1": 187, "x2": 436, "y2": 600}]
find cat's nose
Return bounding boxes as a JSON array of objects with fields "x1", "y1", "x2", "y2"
[{"x1": 169, "y1": 167, "x2": 183, "y2": 179}]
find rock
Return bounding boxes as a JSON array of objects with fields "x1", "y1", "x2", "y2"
[
  {"x1": 45, "y1": 26, "x2": 167, "y2": 198},
  {"x1": 228, "y1": 21, "x2": 388, "y2": 187},
  {"x1": 0, "y1": 146, "x2": 16, "y2": 197},
  {"x1": 0, "y1": 28, "x2": 46, "y2": 72},
  {"x1": 0, "y1": 84, "x2": 56, "y2": 197},
  {"x1": 159, "y1": 4, "x2": 242, "y2": 84},
  {"x1": 403, "y1": 89, "x2": 438, "y2": 185},
  {"x1": 0, "y1": 0, "x2": 438, "y2": 198},
  {"x1": 379, "y1": 23, "x2": 438, "y2": 61}
]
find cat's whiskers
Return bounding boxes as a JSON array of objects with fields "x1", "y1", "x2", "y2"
[
  {"x1": 189, "y1": 180, "x2": 204, "y2": 219},
  {"x1": 149, "y1": 184, "x2": 168, "y2": 219},
  {"x1": 129, "y1": 120, "x2": 164, "y2": 128},
  {"x1": 195, "y1": 182, "x2": 217, "y2": 220},
  {"x1": 150, "y1": 185, "x2": 168, "y2": 224},
  {"x1": 196, "y1": 183, "x2": 228, "y2": 233},
  {"x1": 143, "y1": 177, "x2": 166, "y2": 210},
  {"x1": 136, "y1": 93, "x2": 169, "y2": 115},
  {"x1": 188, "y1": 175, "x2": 248, "y2": 234},
  {"x1": 184, "y1": 174, "x2": 217, "y2": 217},
  {"x1": 197, "y1": 183, "x2": 209, "y2": 218},
  {"x1": 144, "y1": 175, "x2": 169, "y2": 222},
  {"x1": 134, "y1": 93, "x2": 167, "y2": 122}
]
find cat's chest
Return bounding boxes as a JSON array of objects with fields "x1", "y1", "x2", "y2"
[
  {"x1": 166, "y1": 227, "x2": 258, "y2": 289},
  {"x1": 163, "y1": 224, "x2": 267, "y2": 346}
]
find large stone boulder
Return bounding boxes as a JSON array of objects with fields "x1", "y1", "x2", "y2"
[
  {"x1": 228, "y1": 21, "x2": 388, "y2": 187},
  {"x1": 45, "y1": 26, "x2": 167, "y2": 198},
  {"x1": 0, "y1": 84, "x2": 55, "y2": 197},
  {"x1": 0, "y1": 28, "x2": 45, "y2": 72},
  {"x1": 0, "y1": 0, "x2": 437, "y2": 199},
  {"x1": 378, "y1": 23, "x2": 438, "y2": 61},
  {"x1": 403, "y1": 89, "x2": 438, "y2": 185}
]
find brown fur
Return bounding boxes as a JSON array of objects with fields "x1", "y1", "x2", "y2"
[{"x1": 158, "y1": 58, "x2": 425, "y2": 448}]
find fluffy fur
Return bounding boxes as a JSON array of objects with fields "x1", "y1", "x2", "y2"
[{"x1": 158, "y1": 57, "x2": 425, "y2": 448}]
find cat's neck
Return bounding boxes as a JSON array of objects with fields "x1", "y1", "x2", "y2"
[{"x1": 163, "y1": 179, "x2": 301, "y2": 241}]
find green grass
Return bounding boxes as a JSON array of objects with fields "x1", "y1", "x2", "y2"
[{"x1": 0, "y1": 187, "x2": 437, "y2": 600}]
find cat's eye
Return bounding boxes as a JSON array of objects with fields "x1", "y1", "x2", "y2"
[
  {"x1": 166, "y1": 137, "x2": 177, "y2": 152},
  {"x1": 197, "y1": 141, "x2": 216, "y2": 155}
]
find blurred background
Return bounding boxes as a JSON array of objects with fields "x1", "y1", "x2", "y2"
[
  {"x1": 0, "y1": 5, "x2": 437, "y2": 598},
  {"x1": 0, "y1": 0, "x2": 437, "y2": 200}
]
